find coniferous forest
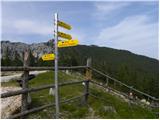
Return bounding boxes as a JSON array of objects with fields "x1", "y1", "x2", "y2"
[{"x1": 1, "y1": 44, "x2": 159, "y2": 98}]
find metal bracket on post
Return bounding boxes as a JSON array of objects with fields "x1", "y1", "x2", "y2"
[
  {"x1": 54, "y1": 13, "x2": 60, "y2": 119},
  {"x1": 21, "y1": 49, "x2": 30, "y2": 118}
]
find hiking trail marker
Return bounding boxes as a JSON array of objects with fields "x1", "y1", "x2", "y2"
[
  {"x1": 58, "y1": 20, "x2": 72, "y2": 30},
  {"x1": 53, "y1": 13, "x2": 79, "y2": 119},
  {"x1": 58, "y1": 39, "x2": 78, "y2": 48},
  {"x1": 42, "y1": 53, "x2": 55, "y2": 61},
  {"x1": 58, "y1": 31, "x2": 72, "y2": 40}
]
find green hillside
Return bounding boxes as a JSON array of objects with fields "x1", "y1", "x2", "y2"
[
  {"x1": 58, "y1": 45, "x2": 159, "y2": 98},
  {"x1": 4, "y1": 71, "x2": 157, "y2": 119},
  {"x1": 33, "y1": 45, "x2": 159, "y2": 98},
  {"x1": 2, "y1": 44, "x2": 159, "y2": 98}
]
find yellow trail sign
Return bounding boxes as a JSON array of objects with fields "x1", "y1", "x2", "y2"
[
  {"x1": 58, "y1": 39, "x2": 79, "y2": 48},
  {"x1": 58, "y1": 21, "x2": 72, "y2": 30},
  {"x1": 42, "y1": 53, "x2": 55, "y2": 61},
  {"x1": 58, "y1": 31, "x2": 72, "y2": 40}
]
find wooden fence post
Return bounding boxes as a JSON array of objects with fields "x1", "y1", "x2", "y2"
[
  {"x1": 106, "y1": 77, "x2": 108, "y2": 86},
  {"x1": 84, "y1": 58, "x2": 92, "y2": 104},
  {"x1": 21, "y1": 49, "x2": 30, "y2": 118},
  {"x1": 86, "y1": 58, "x2": 92, "y2": 80},
  {"x1": 114, "y1": 81, "x2": 116, "y2": 88}
]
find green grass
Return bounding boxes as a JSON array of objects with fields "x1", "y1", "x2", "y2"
[
  {"x1": 27, "y1": 71, "x2": 86, "y2": 119},
  {"x1": 88, "y1": 87, "x2": 158, "y2": 119},
  {"x1": 1, "y1": 80, "x2": 19, "y2": 87},
  {"x1": 3, "y1": 71, "x2": 158, "y2": 119}
]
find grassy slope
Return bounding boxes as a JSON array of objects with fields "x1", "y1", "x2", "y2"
[
  {"x1": 2, "y1": 71, "x2": 158, "y2": 119},
  {"x1": 27, "y1": 71, "x2": 157, "y2": 119}
]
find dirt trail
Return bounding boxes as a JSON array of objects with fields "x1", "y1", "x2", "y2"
[
  {"x1": 1, "y1": 71, "x2": 48, "y2": 82},
  {"x1": 1, "y1": 87, "x2": 21, "y2": 119}
]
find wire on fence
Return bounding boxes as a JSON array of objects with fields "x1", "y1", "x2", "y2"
[
  {"x1": 90, "y1": 80, "x2": 128, "y2": 98},
  {"x1": 90, "y1": 67, "x2": 159, "y2": 101}
]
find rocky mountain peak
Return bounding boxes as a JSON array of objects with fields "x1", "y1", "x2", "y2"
[{"x1": 1, "y1": 40, "x2": 54, "y2": 60}]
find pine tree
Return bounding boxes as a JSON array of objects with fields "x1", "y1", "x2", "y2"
[
  {"x1": 3, "y1": 47, "x2": 12, "y2": 66},
  {"x1": 29, "y1": 50, "x2": 36, "y2": 66},
  {"x1": 13, "y1": 51, "x2": 23, "y2": 66}
]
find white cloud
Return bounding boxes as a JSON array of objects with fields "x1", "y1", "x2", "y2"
[
  {"x1": 95, "y1": 15, "x2": 158, "y2": 58},
  {"x1": 93, "y1": 2, "x2": 130, "y2": 20},
  {"x1": 2, "y1": 19, "x2": 53, "y2": 36},
  {"x1": 13, "y1": 19, "x2": 52, "y2": 35},
  {"x1": 2, "y1": 18, "x2": 87, "y2": 44},
  {"x1": 58, "y1": 26, "x2": 87, "y2": 45},
  {"x1": 95, "y1": 2, "x2": 130, "y2": 14}
]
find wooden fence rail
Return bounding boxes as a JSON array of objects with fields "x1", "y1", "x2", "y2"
[
  {"x1": 1, "y1": 80, "x2": 87, "y2": 98},
  {"x1": 90, "y1": 67, "x2": 159, "y2": 101},
  {"x1": 9, "y1": 94, "x2": 85, "y2": 119},
  {"x1": 1, "y1": 52, "x2": 159, "y2": 118},
  {"x1": 1, "y1": 50, "x2": 91, "y2": 119},
  {"x1": 1, "y1": 79, "x2": 88, "y2": 118},
  {"x1": 1, "y1": 66, "x2": 88, "y2": 71}
]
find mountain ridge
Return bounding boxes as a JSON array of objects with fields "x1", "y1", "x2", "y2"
[
  {"x1": 1, "y1": 40, "x2": 158, "y2": 60},
  {"x1": 1, "y1": 40, "x2": 159, "y2": 98}
]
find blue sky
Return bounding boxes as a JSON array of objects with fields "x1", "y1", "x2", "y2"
[{"x1": 1, "y1": 1, "x2": 159, "y2": 59}]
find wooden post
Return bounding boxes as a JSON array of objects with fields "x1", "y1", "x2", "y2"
[
  {"x1": 84, "y1": 58, "x2": 92, "y2": 104},
  {"x1": 114, "y1": 81, "x2": 116, "y2": 88},
  {"x1": 21, "y1": 49, "x2": 30, "y2": 118},
  {"x1": 106, "y1": 77, "x2": 108, "y2": 86},
  {"x1": 84, "y1": 80, "x2": 89, "y2": 104},
  {"x1": 86, "y1": 58, "x2": 92, "y2": 80}
]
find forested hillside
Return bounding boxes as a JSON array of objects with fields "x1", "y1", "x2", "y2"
[
  {"x1": 58, "y1": 45, "x2": 159, "y2": 98},
  {"x1": 1, "y1": 41, "x2": 159, "y2": 98}
]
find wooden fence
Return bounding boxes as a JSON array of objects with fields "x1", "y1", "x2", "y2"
[{"x1": 1, "y1": 51, "x2": 159, "y2": 118}]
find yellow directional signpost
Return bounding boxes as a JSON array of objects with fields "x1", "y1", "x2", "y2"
[
  {"x1": 42, "y1": 53, "x2": 55, "y2": 61},
  {"x1": 53, "y1": 13, "x2": 79, "y2": 119},
  {"x1": 58, "y1": 21, "x2": 72, "y2": 30},
  {"x1": 58, "y1": 31, "x2": 72, "y2": 40},
  {"x1": 58, "y1": 39, "x2": 78, "y2": 48}
]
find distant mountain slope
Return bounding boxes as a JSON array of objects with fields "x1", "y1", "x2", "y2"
[
  {"x1": 59, "y1": 45, "x2": 159, "y2": 98},
  {"x1": 1, "y1": 40, "x2": 159, "y2": 97}
]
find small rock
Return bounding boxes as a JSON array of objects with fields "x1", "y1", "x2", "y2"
[
  {"x1": 65, "y1": 70, "x2": 69, "y2": 75},
  {"x1": 82, "y1": 82, "x2": 85, "y2": 86},
  {"x1": 140, "y1": 99, "x2": 146, "y2": 103},
  {"x1": 43, "y1": 109, "x2": 47, "y2": 112},
  {"x1": 103, "y1": 106, "x2": 116, "y2": 113},
  {"x1": 49, "y1": 88, "x2": 55, "y2": 95},
  {"x1": 146, "y1": 101, "x2": 150, "y2": 105}
]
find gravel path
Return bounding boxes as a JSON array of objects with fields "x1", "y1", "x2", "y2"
[
  {"x1": 1, "y1": 87, "x2": 22, "y2": 118},
  {"x1": 1, "y1": 71, "x2": 48, "y2": 82}
]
